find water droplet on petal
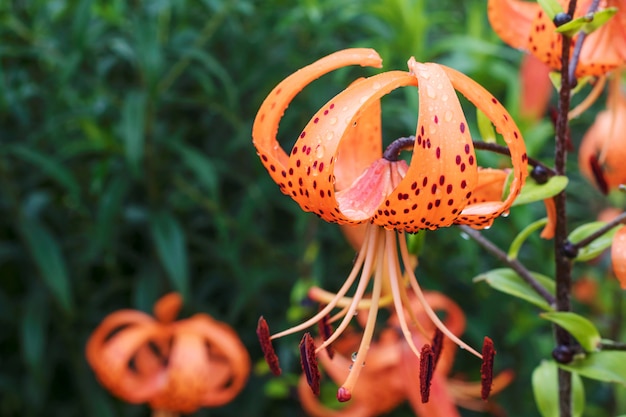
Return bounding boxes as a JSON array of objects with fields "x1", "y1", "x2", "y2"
[
  {"x1": 420, "y1": 70, "x2": 431, "y2": 79},
  {"x1": 372, "y1": 82, "x2": 381, "y2": 90},
  {"x1": 444, "y1": 110, "x2": 453, "y2": 122},
  {"x1": 351, "y1": 352, "x2": 358, "y2": 362},
  {"x1": 329, "y1": 117, "x2": 337, "y2": 125},
  {"x1": 315, "y1": 145, "x2": 325, "y2": 158},
  {"x1": 441, "y1": 93, "x2": 449, "y2": 102},
  {"x1": 359, "y1": 96, "x2": 367, "y2": 104},
  {"x1": 325, "y1": 131, "x2": 334, "y2": 141},
  {"x1": 426, "y1": 85, "x2": 436, "y2": 98}
]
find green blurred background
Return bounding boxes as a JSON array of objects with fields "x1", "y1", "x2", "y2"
[{"x1": 1, "y1": 0, "x2": 623, "y2": 416}]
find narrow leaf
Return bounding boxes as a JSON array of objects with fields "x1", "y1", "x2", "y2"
[
  {"x1": 559, "y1": 351, "x2": 626, "y2": 385},
  {"x1": 150, "y1": 211, "x2": 189, "y2": 300},
  {"x1": 20, "y1": 290, "x2": 48, "y2": 380},
  {"x1": 508, "y1": 218, "x2": 549, "y2": 260},
  {"x1": 473, "y1": 268, "x2": 555, "y2": 310},
  {"x1": 121, "y1": 91, "x2": 146, "y2": 175},
  {"x1": 540, "y1": 312, "x2": 601, "y2": 352},
  {"x1": 18, "y1": 219, "x2": 73, "y2": 314},
  {"x1": 512, "y1": 175, "x2": 568, "y2": 207},
  {"x1": 568, "y1": 221, "x2": 620, "y2": 262}
]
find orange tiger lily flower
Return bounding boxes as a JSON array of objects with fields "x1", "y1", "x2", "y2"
[
  {"x1": 86, "y1": 293, "x2": 250, "y2": 415},
  {"x1": 488, "y1": 0, "x2": 626, "y2": 78},
  {"x1": 252, "y1": 48, "x2": 527, "y2": 402},
  {"x1": 579, "y1": 71, "x2": 626, "y2": 194},
  {"x1": 298, "y1": 292, "x2": 514, "y2": 417}
]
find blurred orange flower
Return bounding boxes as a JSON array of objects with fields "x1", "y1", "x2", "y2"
[
  {"x1": 488, "y1": 0, "x2": 626, "y2": 77},
  {"x1": 298, "y1": 292, "x2": 514, "y2": 417},
  {"x1": 86, "y1": 293, "x2": 250, "y2": 415}
]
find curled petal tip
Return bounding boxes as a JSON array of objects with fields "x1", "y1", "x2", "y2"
[{"x1": 337, "y1": 386, "x2": 352, "y2": 402}]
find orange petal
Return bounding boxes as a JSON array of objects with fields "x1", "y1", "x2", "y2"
[
  {"x1": 87, "y1": 319, "x2": 166, "y2": 403},
  {"x1": 374, "y1": 60, "x2": 478, "y2": 232},
  {"x1": 487, "y1": 0, "x2": 539, "y2": 50},
  {"x1": 540, "y1": 198, "x2": 557, "y2": 239},
  {"x1": 252, "y1": 49, "x2": 383, "y2": 191},
  {"x1": 520, "y1": 54, "x2": 553, "y2": 121},
  {"x1": 334, "y1": 81, "x2": 383, "y2": 191},
  {"x1": 154, "y1": 292, "x2": 183, "y2": 323},
  {"x1": 286, "y1": 70, "x2": 417, "y2": 223},
  {"x1": 149, "y1": 331, "x2": 212, "y2": 413},
  {"x1": 611, "y1": 226, "x2": 626, "y2": 289},
  {"x1": 441, "y1": 65, "x2": 528, "y2": 228},
  {"x1": 183, "y1": 315, "x2": 251, "y2": 407}
]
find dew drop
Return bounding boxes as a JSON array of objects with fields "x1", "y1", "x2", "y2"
[
  {"x1": 444, "y1": 110, "x2": 453, "y2": 122},
  {"x1": 501, "y1": 211, "x2": 510, "y2": 218},
  {"x1": 351, "y1": 352, "x2": 358, "y2": 362},
  {"x1": 359, "y1": 96, "x2": 368, "y2": 104},
  {"x1": 329, "y1": 117, "x2": 338, "y2": 125},
  {"x1": 419, "y1": 70, "x2": 431, "y2": 79},
  {"x1": 426, "y1": 85, "x2": 436, "y2": 98},
  {"x1": 315, "y1": 145, "x2": 325, "y2": 158},
  {"x1": 372, "y1": 81, "x2": 381, "y2": 90},
  {"x1": 429, "y1": 124, "x2": 437, "y2": 134},
  {"x1": 441, "y1": 93, "x2": 449, "y2": 102},
  {"x1": 460, "y1": 232, "x2": 470, "y2": 240},
  {"x1": 325, "y1": 131, "x2": 334, "y2": 141}
]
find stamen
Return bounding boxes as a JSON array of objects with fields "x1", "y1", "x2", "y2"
[
  {"x1": 399, "y1": 235, "x2": 482, "y2": 358},
  {"x1": 386, "y1": 230, "x2": 423, "y2": 358},
  {"x1": 317, "y1": 307, "x2": 335, "y2": 359},
  {"x1": 481, "y1": 336, "x2": 496, "y2": 400},
  {"x1": 419, "y1": 344, "x2": 435, "y2": 403},
  {"x1": 256, "y1": 316, "x2": 282, "y2": 375},
  {"x1": 315, "y1": 225, "x2": 380, "y2": 354},
  {"x1": 431, "y1": 328, "x2": 444, "y2": 368},
  {"x1": 270, "y1": 232, "x2": 369, "y2": 340},
  {"x1": 337, "y1": 228, "x2": 385, "y2": 399},
  {"x1": 299, "y1": 332, "x2": 321, "y2": 396}
]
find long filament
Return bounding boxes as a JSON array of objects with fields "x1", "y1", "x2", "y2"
[
  {"x1": 399, "y1": 234, "x2": 482, "y2": 358},
  {"x1": 271, "y1": 226, "x2": 370, "y2": 340},
  {"x1": 315, "y1": 225, "x2": 380, "y2": 353},
  {"x1": 385, "y1": 230, "x2": 422, "y2": 358},
  {"x1": 340, "y1": 226, "x2": 385, "y2": 393}
]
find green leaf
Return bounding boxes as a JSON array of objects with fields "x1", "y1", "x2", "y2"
[
  {"x1": 512, "y1": 175, "x2": 568, "y2": 207},
  {"x1": 168, "y1": 142, "x2": 219, "y2": 199},
  {"x1": 476, "y1": 109, "x2": 496, "y2": 143},
  {"x1": 473, "y1": 268, "x2": 555, "y2": 310},
  {"x1": 540, "y1": 312, "x2": 601, "y2": 351},
  {"x1": 150, "y1": 211, "x2": 189, "y2": 300},
  {"x1": 7, "y1": 145, "x2": 81, "y2": 203},
  {"x1": 20, "y1": 290, "x2": 48, "y2": 380},
  {"x1": 508, "y1": 218, "x2": 549, "y2": 260},
  {"x1": 568, "y1": 221, "x2": 620, "y2": 262},
  {"x1": 18, "y1": 218, "x2": 73, "y2": 314},
  {"x1": 537, "y1": 0, "x2": 563, "y2": 20},
  {"x1": 121, "y1": 91, "x2": 146, "y2": 176},
  {"x1": 559, "y1": 351, "x2": 626, "y2": 385},
  {"x1": 556, "y1": 7, "x2": 618, "y2": 36},
  {"x1": 533, "y1": 360, "x2": 585, "y2": 417}
]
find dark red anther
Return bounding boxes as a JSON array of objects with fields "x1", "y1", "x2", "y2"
[
  {"x1": 317, "y1": 307, "x2": 335, "y2": 359},
  {"x1": 589, "y1": 154, "x2": 609, "y2": 195},
  {"x1": 256, "y1": 316, "x2": 282, "y2": 376},
  {"x1": 419, "y1": 344, "x2": 435, "y2": 403},
  {"x1": 481, "y1": 336, "x2": 496, "y2": 401},
  {"x1": 431, "y1": 328, "x2": 444, "y2": 369},
  {"x1": 299, "y1": 332, "x2": 321, "y2": 396}
]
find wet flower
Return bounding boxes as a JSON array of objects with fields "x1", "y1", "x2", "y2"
[
  {"x1": 488, "y1": 0, "x2": 626, "y2": 77},
  {"x1": 578, "y1": 72, "x2": 626, "y2": 194},
  {"x1": 252, "y1": 49, "x2": 527, "y2": 401},
  {"x1": 297, "y1": 291, "x2": 514, "y2": 417},
  {"x1": 86, "y1": 293, "x2": 250, "y2": 415}
]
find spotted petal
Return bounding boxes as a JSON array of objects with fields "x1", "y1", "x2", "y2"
[{"x1": 252, "y1": 48, "x2": 383, "y2": 190}]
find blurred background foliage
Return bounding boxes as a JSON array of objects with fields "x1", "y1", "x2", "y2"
[{"x1": 0, "y1": 0, "x2": 623, "y2": 416}]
